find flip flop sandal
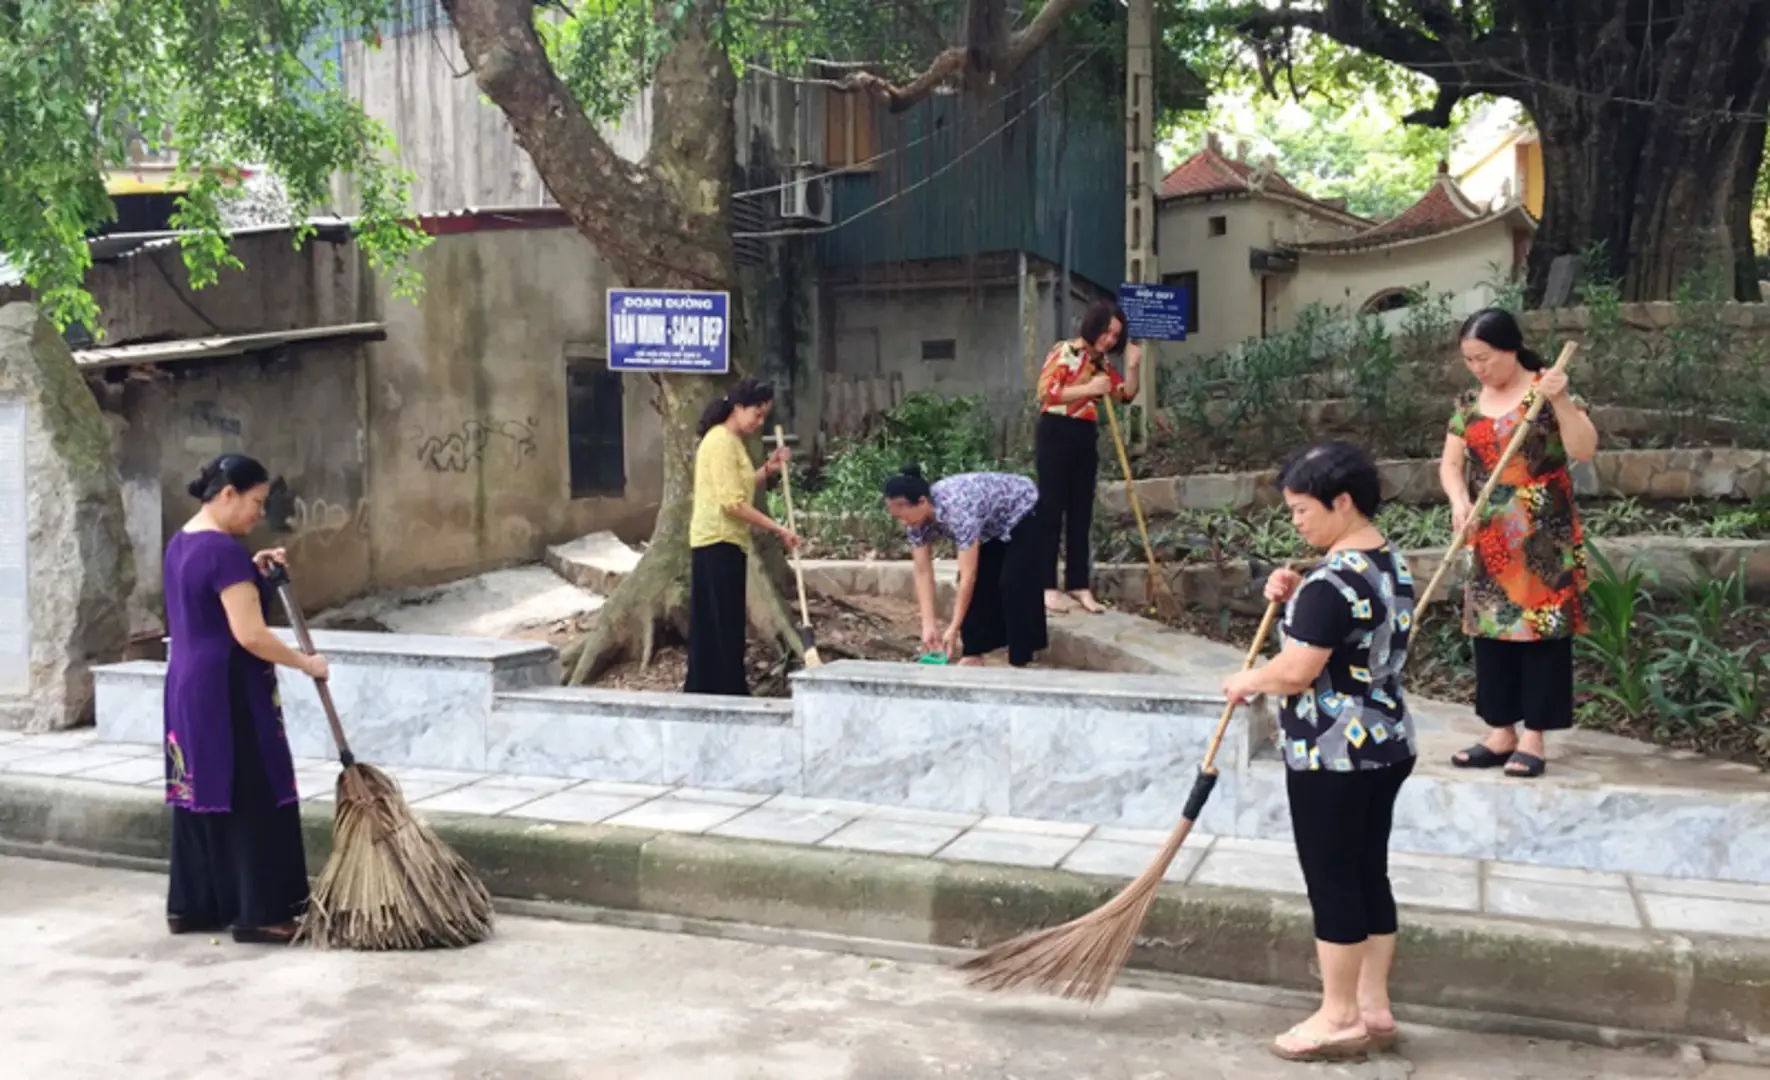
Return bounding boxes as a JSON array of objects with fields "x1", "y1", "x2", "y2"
[
  {"x1": 1269, "y1": 1026, "x2": 1371, "y2": 1063},
  {"x1": 1505, "y1": 751, "x2": 1546, "y2": 778},
  {"x1": 1452, "y1": 743, "x2": 1513, "y2": 769}
]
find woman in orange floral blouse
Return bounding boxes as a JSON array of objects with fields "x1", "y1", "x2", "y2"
[
  {"x1": 1439, "y1": 309, "x2": 1598, "y2": 778},
  {"x1": 1033, "y1": 299, "x2": 1141, "y2": 615}
]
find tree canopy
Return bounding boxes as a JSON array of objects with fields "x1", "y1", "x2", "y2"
[{"x1": 0, "y1": 0, "x2": 431, "y2": 334}]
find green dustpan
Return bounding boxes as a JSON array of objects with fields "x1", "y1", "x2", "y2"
[{"x1": 916, "y1": 651, "x2": 950, "y2": 665}]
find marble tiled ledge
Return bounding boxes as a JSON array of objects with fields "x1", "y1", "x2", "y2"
[
  {"x1": 8, "y1": 729, "x2": 1769, "y2": 945},
  {"x1": 93, "y1": 630, "x2": 560, "y2": 772},
  {"x1": 1233, "y1": 752, "x2": 1770, "y2": 887},
  {"x1": 790, "y1": 661, "x2": 1254, "y2": 835}
]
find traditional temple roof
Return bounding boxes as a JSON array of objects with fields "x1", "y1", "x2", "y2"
[
  {"x1": 1286, "y1": 161, "x2": 1537, "y2": 254},
  {"x1": 1158, "y1": 136, "x2": 1372, "y2": 229}
]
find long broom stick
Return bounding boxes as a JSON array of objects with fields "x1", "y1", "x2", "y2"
[
  {"x1": 1101, "y1": 395, "x2": 1181, "y2": 620},
  {"x1": 267, "y1": 564, "x2": 496, "y2": 950},
  {"x1": 957, "y1": 598, "x2": 1281, "y2": 1002},
  {"x1": 772, "y1": 425, "x2": 823, "y2": 667},
  {"x1": 960, "y1": 340, "x2": 1579, "y2": 1000}
]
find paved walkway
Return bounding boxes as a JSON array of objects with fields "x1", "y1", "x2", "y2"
[
  {"x1": 5, "y1": 726, "x2": 1767, "y2": 944},
  {"x1": 11, "y1": 857, "x2": 1764, "y2": 1080}
]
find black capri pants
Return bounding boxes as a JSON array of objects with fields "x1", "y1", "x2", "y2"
[
  {"x1": 1473, "y1": 637, "x2": 1575, "y2": 732},
  {"x1": 1286, "y1": 757, "x2": 1415, "y2": 945}
]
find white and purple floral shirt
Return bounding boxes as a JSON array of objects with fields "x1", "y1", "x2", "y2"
[{"x1": 905, "y1": 473, "x2": 1039, "y2": 552}]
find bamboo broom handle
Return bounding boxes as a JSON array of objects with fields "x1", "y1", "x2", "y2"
[
  {"x1": 266, "y1": 563, "x2": 356, "y2": 768},
  {"x1": 1100, "y1": 396, "x2": 1165, "y2": 593},
  {"x1": 1415, "y1": 340, "x2": 1580, "y2": 612},
  {"x1": 771, "y1": 425, "x2": 813, "y2": 627}
]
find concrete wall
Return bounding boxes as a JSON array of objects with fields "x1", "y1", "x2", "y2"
[
  {"x1": 1156, "y1": 199, "x2": 1364, "y2": 358},
  {"x1": 335, "y1": 17, "x2": 788, "y2": 211},
  {"x1": 1277, "y1": 222, "x2": 1519, "y2": 323},
  {"x1": 76, "y1": 231, "x2": 363, "y2": 345},
  {"x1": 363, "y1": 225, "x2": 664, "y2": 590},
  {"x1": 92, "y1": 342, "x2": 372, "y2": 639},
  {"x1": 826, "y1": 270, "x2": 1086, "y2": 427}
]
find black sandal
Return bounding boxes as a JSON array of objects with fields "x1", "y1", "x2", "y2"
[
  {"x1": 1451, "y1": 744, "x2": 1513, "y2": 769},
  {"x1": 1505, "y1": 751, "x2": 1546, "y2": 778}
]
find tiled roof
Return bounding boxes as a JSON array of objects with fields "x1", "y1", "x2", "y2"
[
  {"x1": 1286, "y1": 162, "x2": 1535, "y2": 253},
  {"x1": 1159, "y1": 142, "x2": 1373, "y2": 229},
  {"x1": 1160, "y1": 145, "x2": 1308, "y2": 200}
]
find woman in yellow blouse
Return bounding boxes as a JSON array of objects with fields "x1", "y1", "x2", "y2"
[{"x1": 686, "y1": 377, "x2": 798, "y2": 696}]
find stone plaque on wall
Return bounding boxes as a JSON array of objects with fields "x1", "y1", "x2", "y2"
[{"x1": 0, "y1": 398, "x2": 25, "y2": 696}]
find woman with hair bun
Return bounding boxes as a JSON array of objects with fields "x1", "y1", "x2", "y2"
[
  {"x1": 1441, "y1": 308, "x2": 1598, "y2": 779},
  {"x1": 882, "y1": 465, "x2": 1047, "y2": 666},
  {"x1": 163, "y1": 453, "x2": 328, "y2": 944},
  {"x1": 686, "y1": 377, "x2": 797, "y2": 696}
]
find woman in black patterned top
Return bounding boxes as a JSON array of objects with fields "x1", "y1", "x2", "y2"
[{"x1": 1222, "y1": 440, "x2": 1417, "y2": 1064}]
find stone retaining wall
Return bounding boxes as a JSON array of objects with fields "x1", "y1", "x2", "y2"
[
  {"x1": 1086, "y1": 537, "x2": 1770, "y2": 617},
  {"x1": 1104, "y1": 447, "x2": 1770, "y2": 514}
]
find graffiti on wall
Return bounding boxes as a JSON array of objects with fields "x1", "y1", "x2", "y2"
[
  {"x1": 264, "y1": 477, "x2": 370, "y2": 548},
  {"x1": 415, "y1": 418, "x2": 539, "y2": 474}
]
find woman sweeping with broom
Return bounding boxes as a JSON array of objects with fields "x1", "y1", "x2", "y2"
[
  {"x1": 1220, "y1": 441, "x2": 1417, "y2": 1062},
  {"x1": 162, "y1": 453, "x2": 329, "y2": 944},
  {"x1": 686, "y1": 377, "x2": 797, "y2": 696}
]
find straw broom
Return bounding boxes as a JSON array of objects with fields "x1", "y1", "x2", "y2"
[
  {"x1": 1101, "y1": 395, "x2": 1181, "y2": 621},
  {"x1": 956, "y1": 598, "x2": 1280, "y2": 1001},
  {"x1": 959, "y1": 341, "x2": 1580, "y2": 1000},
  {"x1": 266, "y1": 563, "x2": 496, "y2": 950}
]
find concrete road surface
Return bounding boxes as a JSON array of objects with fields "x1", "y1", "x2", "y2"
[{"x1": 1, "y1": 856, "x2": 1762, "y2": 1080}]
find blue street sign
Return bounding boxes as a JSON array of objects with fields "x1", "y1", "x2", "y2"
[
  {"x1": 1117, "y1": 283, "x2": 1189, "y2": 341},
  {"x1": 607, "y1": 288, "x2": 731, "y2": 373}
]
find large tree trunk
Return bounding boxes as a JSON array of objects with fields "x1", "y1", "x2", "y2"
[
  {"x1": 1524, "y1": 1, "x2": 1770, "y2": 303},
  {"x1": 1240, "y1": 0, "x2": 1770, "y2": 304},
  {"x1": 444, "y1": 0, "x2": 800, "y2": 685}
]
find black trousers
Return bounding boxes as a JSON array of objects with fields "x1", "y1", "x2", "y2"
[
  {"x1": 1474, "y1": 637, "x2": 1575, "y2": 732},
  {"x1": 1034, "y1": 412, "x2": 1099, "y2": 592},
  {"x1": 685, "y1": 542, "x2": 750, "y2": 696},
  {"x1": 960, "y1": 507, "x2": 1050, "y2": 666},
  {"x1": 168, "y1": 666, "x2": 309, "y2": 930},
  {"x1": 1286, "y1": 758, "x2": 1415, "y2": 946}
]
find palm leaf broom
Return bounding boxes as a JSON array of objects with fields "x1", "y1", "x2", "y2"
[
  {"x1": 267, "y1": 563, "x2": 496, "y2": 950},
  {"x1": 959, "y1": 341, "x2": 1580, "y2": 1000}
]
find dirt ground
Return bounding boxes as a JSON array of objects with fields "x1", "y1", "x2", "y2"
[{"x1": 518, "y1": 592, "x2": 1018, "y2": 698}]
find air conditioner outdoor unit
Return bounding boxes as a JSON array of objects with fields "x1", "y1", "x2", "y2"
[{"x1": 780, "y1": 168, "x2": 832, "y2": 225}]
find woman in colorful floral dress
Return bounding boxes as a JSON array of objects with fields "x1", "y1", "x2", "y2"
[{"x1": 1439, "y1": 309, "x2": 1598, "y2": 778}]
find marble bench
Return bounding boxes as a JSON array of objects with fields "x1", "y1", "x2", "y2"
[{"x1": 94, "y1": 629, "x2": 559, "y2": 771}]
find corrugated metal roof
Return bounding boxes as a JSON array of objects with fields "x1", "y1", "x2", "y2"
[{"x1": 71, "y1": 322, "x2": 385, "y2": 370}]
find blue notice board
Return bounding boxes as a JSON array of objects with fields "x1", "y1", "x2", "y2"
[
  {"x1": 1117, "y1": 283, "x2": 1189, "y2": 341},
  {"x1": 607, "y1": 288, "x2": 731, "y2": 373}
]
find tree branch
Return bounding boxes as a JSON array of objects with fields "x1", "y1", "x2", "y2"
[
  {"x1": 844, "y1": 0, "x2": 1090, "y2": 112},
  {"x1": 1235, "y1": 0, "x2": 1525, "y2": 125},
  {"x1": 999, "y1": 0, "x2": 1092, "y2": 73},
  {"x1": 441, "y1": 0, "x2": 722, "y2": 287}
]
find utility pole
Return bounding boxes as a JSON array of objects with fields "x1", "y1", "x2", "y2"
[{"x1": 1123, "y1": 0, "x2": 1157, "y2": 453}]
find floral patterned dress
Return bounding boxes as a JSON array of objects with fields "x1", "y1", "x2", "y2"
[{"x1": 1448, "y1": 386, "x2": 1589, "y2": 641}]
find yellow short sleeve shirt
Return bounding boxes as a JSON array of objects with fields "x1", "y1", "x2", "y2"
[{"x1": 689, "y1": 424, "x2": 758, "y2": 552}]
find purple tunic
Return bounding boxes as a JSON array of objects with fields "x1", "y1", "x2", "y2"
[{"x1": 162, "y1": 531, "x2": 299, "y2": 813}]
